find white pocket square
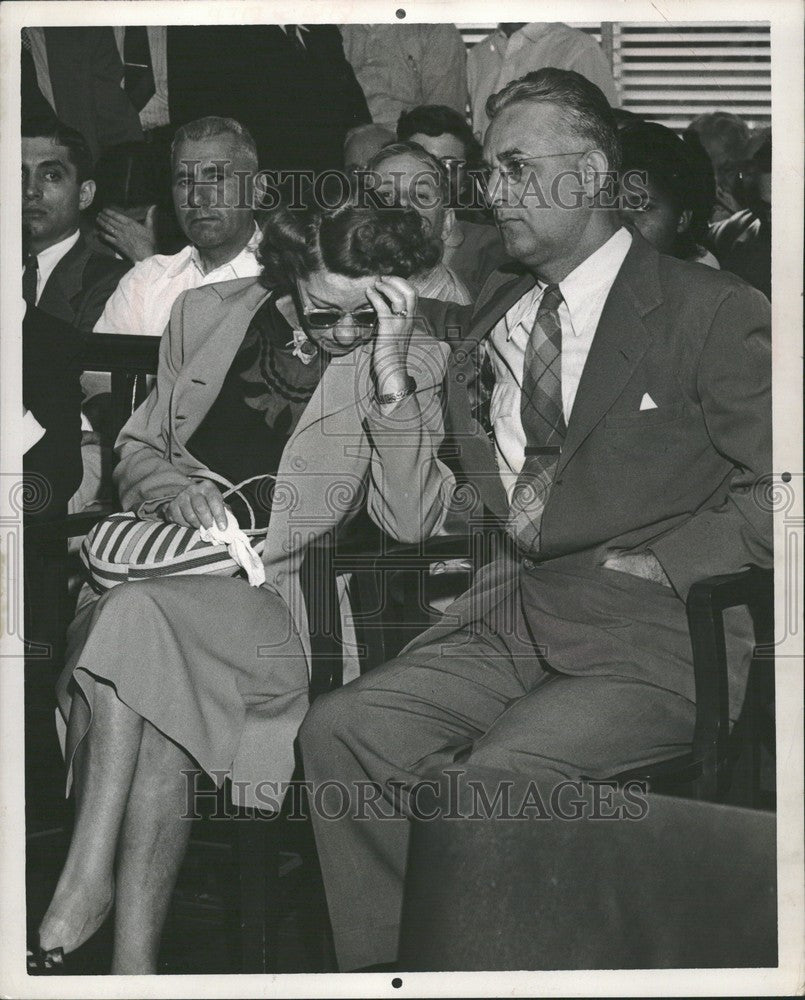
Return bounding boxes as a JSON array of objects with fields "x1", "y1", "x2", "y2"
[{"x1": 639, "y1": 393, "x2": 658, "y2": 411}]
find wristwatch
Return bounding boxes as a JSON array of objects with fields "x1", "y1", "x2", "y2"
[{"x1": 376, "y1": 375, "x2": 416, "y2": 406}]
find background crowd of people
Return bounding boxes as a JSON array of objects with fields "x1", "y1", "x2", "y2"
[{"x1": 18, "y1": 21, "x2": 774, "y2": 978}]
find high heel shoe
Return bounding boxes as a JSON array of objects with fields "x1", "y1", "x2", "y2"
[{"x1": 26, "y1": 945, "x2": 65, "y2": 975}]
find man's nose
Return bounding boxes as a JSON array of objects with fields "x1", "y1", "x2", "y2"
[{"x1": 22, "y1": 174, "x2": 40, "y2": 200}]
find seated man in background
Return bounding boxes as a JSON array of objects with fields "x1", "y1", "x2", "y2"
[
  {"x1": 396, "y1": 102, "x2": 495, "y2": 225},
  {"x1": 367, "y1": 142, "x2": 472, "y2": 305},
  {"x1": 686, "y1": 111, "x2": 751, "y2": 222},
  {"x1": 368, "y1": 140, "x2": 507, "y2": 303},
  {"x1": 22, "y1": 121, "x2": 130, "y2": 332},
  {"x1": 93, "y1": 115, "x2": 261, "y2": 338},
  {"x1": 300, "y1": 68, "x2": 772, "y2": 972},
  {"x1": 343, "y1": 122, "x2": 395, "y2": 175},
  {"x1": 710, "y1": 129, "x2": 771, "y2": 300}
]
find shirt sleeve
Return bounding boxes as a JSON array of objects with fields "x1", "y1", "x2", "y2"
[
  {"x1": 93, "y1": 261, "x2": 149, "y2": 335},
  {"x1": 569, "y1": 41, "x2": 620, "y2": 108}
]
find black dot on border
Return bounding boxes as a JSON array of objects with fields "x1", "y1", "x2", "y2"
[
  {"x1": 392, "y1": 977, "x2": 403, "y2": 988},
  {"x1": 782, "y1": 471, "x2": 792, "y2": 482},
  {"x1": 395, "y1": 8, "x2": 406, "y2": 18}
]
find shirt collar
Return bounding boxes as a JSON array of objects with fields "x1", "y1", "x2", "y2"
[
  {"x1": 505, "y1": 226, "x2": 632, "y2": 341},
  {"x1": 189, "y1": 221, "x2": 261, "y2": 278},
  {"x1": 34, "y1": 228, "x2": 80, "y2": 268}
]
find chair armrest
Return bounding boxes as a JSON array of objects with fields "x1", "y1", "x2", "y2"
[{"x1": 24, "y1": 510, "x2": 110, "y2": 548}]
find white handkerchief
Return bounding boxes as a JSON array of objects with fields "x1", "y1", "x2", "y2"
[
  {"x1": 639, "y1": 393, "x2": 658, "y2": 411},
  {"x1": 198, "y1": 509, "x2": 266, "y2": 587}
]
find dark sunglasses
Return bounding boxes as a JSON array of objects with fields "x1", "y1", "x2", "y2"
[{"x1": 303, "y1": 305, "x2": 378, "y2": 331}]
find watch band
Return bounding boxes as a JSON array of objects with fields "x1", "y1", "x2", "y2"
[{"x1": 375, "y1": 375, "x2": 417, "y2": 406}]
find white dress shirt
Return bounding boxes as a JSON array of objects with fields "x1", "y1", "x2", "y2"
[
  {"x1": 27, "y1": 229, "x2": 81, "y2": 304},
  {"x1": 94, "y1": 224, "x2": 263, "y2": 337},
  {"x1": 487, "y1": 226, "x2": 632, "y2": 499},
  {"x1": 468, "y1": 23, "x2": 620, "y2": 139}
]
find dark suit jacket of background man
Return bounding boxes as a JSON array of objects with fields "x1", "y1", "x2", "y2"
[
  {"x1": 167, "y1": 24, "x2": 371, "y2": 173},
  {"x1": 35, "y1": 231, "x2": 130, "y2": 334},
  {"x1": 419, "y1": 232, "x2": 772, "y2": 722}
]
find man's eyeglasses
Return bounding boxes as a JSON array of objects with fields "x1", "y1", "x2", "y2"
[
  {"x1": 482, "y1": 150, "x2": 589, "y2": 185},
  {"x1": 302, "y1": 305, "x2": 378, "y2": 331}
]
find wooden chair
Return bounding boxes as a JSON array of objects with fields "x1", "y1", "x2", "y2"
[{"x1": 304, "y1": 525, "x2": 775, "y2": 808}]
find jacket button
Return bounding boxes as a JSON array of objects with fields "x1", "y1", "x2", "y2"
[
  {"x1": 274, "y1": 571, "x2": 285, "y2": 585},
  {"x1": 523, "y1": 557, "x2": 536, "y2": 571}
]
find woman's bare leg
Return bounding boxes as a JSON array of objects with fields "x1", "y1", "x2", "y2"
[
  {"x1": 38, "y1": 679, "x2": 143, "y2": 954},
  {"x1": 111, "y1": 721, "x2": 197, "y2": 974}
]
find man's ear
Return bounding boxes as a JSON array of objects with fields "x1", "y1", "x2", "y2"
[
  {"x1": 582, "y1": 148, "x2": 613, "y2": 201},
  {"x1": 79, "y1": 179, "x2": 96, "y2": 212},
  {"x1": 676, "y1": 208, "x2": 693, "y2": 234},
  {"x1": 440, "y1": 206, "x2": 455, "y2": 243}
]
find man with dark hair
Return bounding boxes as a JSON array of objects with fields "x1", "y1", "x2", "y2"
[
  {"x1": 300, "y1": 68, "x2": 771, "y2": 971},
  {"x1": 22, "y1": 121, "x2": 130, "y2": 332}
]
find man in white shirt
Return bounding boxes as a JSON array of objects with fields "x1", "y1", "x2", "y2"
[
  {"x1": 468, "y1": 22, "x2": 619, "y2": 140},
  {"x1": 94, "y1": 116, "x2": 262, "y2": 338},
  {"x1": 300, "y1": 68, "x2": 771, "y2": 971}
]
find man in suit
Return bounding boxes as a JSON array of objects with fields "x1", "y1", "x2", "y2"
[
  {"x1": 22, "y1": 120, "x2": 130, "y2": 332},
  {"x1": 299, "y1": 69, "x2": 772, "y2": 970},
  {"x1": 167, "y1": 25, "x2": 370, "y2": 174}
]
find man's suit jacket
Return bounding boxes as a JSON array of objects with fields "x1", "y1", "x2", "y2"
[
  {"x1": 167, "y1": 25, "x2": 370, "y2": 173},
  {"x1": 114, "y1": 278, "x2": 453, "y2": 666},
  {"x1": 37, "y1": 232, "x2": 130, "y2": 334},
  {"x1": 410, "y1": 232, "x2": 772, "y2": 719},
  {"x1": 42, "y1": 27, "x2": 143, "y2": 162}
]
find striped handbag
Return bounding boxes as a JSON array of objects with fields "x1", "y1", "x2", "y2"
[{"x1": 80, "y1": 476, "x2": 269, "y2": 593}]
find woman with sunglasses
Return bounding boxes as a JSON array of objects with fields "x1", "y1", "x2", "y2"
[{"x1": 32, "y1": 202, "x2": 456, "y2": 974}]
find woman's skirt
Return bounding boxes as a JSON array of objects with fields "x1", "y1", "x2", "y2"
[{"x1": 57, "y1": 575, "x2": 311, "y2": 808}]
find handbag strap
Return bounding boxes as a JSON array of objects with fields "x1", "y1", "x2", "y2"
[{"x1": 220, "y1": 474, "x2": 277, "y2": 530}]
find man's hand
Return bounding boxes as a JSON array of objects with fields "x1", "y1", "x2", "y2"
[
  {"x1": 96, "y1": 206, "x2": 158, "y2": 262},
  {"x1": 601, "y1": 549, "x2": 673, "y2": 588},
  {"x1": 163, "y1": 481, "x2": 229, "y2": 531}
]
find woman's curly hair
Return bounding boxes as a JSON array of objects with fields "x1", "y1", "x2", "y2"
[{"x1": 258, "y1": 201, "x2": 442, "y2": 292}]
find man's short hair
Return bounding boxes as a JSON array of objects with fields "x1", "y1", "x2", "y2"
[
  {"x1": 486, "y1": 68, "x2": 621, "y2": 173},
  {"x1": 367, "y1": 140, "x2": 451, "y2": 201},
  {"x1": 21, "y1": 119, "x2": 94, "y2": 182},
  {"x1": 396, "y1": 104, "x2": 482, "y2": 165},
  {"x1": 170, "y1": 116, "x2": 259, "y2": 170},
  {"x1": 686, "y1": 112, "x2": 750, "y2": 160}
]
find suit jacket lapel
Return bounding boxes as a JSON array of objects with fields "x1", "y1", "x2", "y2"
[
  {"x1": 37, "y1": 234, "x2": 91, "y2": 322},
  {"x1": 557, "y1": 233, "x2": 665, "y2": 475}
]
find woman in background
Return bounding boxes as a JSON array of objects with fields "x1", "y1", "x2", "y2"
[{"x1": 619, "y1": 119, "x2": 719, "y2": 267}]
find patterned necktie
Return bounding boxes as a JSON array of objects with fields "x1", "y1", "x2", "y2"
[
  {"x1": 123, "y1": 26, "x2": 155, "y2": 112},
  {"x1": 507, "y1": 284, "x2": 566, "y2": 553},
  {"x1": 22, "y1": 253, "x2": 38, "y2": 306}
]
